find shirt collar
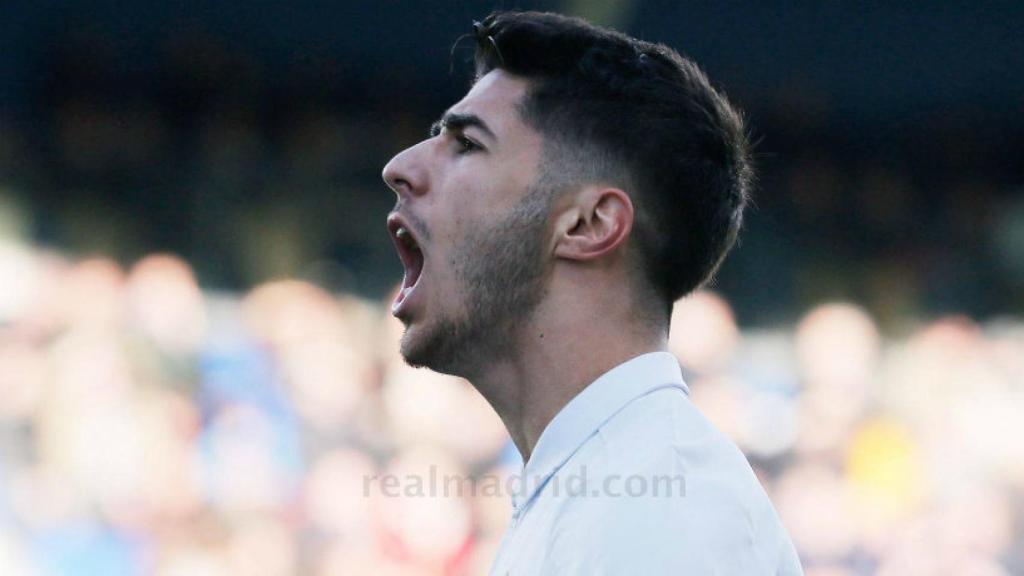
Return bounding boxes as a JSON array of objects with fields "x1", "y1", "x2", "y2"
[{"x1": 511, "y1": 351, "x2": 689, "y2": 510}]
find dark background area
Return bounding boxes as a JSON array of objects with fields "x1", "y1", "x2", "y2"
[{"x1": 2, "y1": 0, "x2": 1023, "y2": 327}]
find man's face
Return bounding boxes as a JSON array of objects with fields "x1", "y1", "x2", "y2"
[{"x1": 382, "y1": 70, "x2": 552, "y2": 375}]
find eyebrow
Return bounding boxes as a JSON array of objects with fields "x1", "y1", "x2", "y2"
[{"x1": 429, "y1": 111, "x2": 497, "y2": 142}]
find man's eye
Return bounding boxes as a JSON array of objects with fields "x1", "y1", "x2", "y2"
[{"x1": 454, "y1": 135, "x2": 481, "y2": 154}]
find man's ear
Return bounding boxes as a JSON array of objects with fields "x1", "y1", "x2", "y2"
[{"x1": 553, "y1": 187, "x2": 634, "y2": 262}]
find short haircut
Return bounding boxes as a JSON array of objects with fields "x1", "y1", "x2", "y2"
[{"x1": 470, "y1": 11, "x2": 752, "y2": 320}]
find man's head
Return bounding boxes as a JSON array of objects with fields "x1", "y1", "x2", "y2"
[
  {"x1": 383, "y1": 11, "x2": 751, "y2": 374},
  {"x1": 471, "y1": 11, "x2": 752, "y2": 317}
]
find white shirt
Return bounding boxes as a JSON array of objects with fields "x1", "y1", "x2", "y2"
[{"x1": 488, "y1": 351, "x2": 803, "y2": 575}]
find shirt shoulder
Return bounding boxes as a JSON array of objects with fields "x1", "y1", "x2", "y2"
[
  {"x1": 545, "y1": 387, "x2": 803, "y2": 575},
  {"x1": 586, "y1": 386, "x2": 756, "y2": 489}
]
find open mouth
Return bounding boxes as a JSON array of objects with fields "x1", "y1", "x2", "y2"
[{"x1": 387, "y1": 214, "x2": 425, "y2": 314}]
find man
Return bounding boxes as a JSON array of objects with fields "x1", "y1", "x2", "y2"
[{"x1": 382, "y1": 10, "x2": 802, "y2": 575}]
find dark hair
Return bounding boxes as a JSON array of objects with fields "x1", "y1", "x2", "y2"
[{"x1": 470, "y1": 11, "x2": 752, "y2": 320}]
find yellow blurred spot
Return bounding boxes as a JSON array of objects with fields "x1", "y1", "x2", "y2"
[{"x1": 845, "y1": 418, "x2": 923, "y2": 518}]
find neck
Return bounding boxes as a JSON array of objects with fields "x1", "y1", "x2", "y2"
[{"x1": 464, "y1": 298, "x2": 667, "y2": 464}]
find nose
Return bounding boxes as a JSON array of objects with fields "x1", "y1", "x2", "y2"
[{"x1": 382, "y1": 140, "x2": 430, "y2": 200}]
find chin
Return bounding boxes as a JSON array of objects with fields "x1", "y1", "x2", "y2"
[
  {"x1": 398, "y1": 329, "x2": 431, "y2": 369},
  {"x1": 398, "y1": 318, "x2": 470, "y2": 377},
  {"x1": 398, "y1": 323, "x2": 440, "y2": 369}
]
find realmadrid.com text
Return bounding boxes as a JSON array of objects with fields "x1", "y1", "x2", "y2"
[{"x1": 363, "y1": 465, "x2": 687, "y2": 499}]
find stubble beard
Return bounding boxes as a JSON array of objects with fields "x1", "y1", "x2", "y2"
[{"x1": 400, "y1": 183, "x2": 553, "y2": 376}]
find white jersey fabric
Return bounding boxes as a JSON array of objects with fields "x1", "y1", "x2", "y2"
[{"x1": 488, "y1": 351, "x2": 803, "y2": 575}]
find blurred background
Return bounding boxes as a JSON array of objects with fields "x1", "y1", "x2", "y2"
[{"x1": 1, "y1": 1, "x2": 1022, "y2": 574}]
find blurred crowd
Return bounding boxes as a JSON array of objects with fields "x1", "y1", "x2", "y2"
[{"x1": 0, "y1": 243, "x2": 1022, "y2": 575}]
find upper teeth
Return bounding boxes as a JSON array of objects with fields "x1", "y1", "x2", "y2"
[{"x1": 396, "y1": 226, "x2": 417, "y2": 250}]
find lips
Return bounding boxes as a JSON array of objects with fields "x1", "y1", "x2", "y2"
[{"x1": 387, "y1": 214, "x2": 425, "y2": 315}]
